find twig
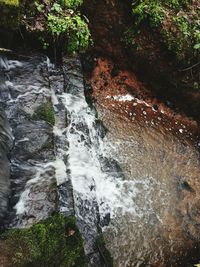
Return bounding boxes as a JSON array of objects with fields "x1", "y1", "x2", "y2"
[
  {"x1": 179, "y1": 61, "x2": 200, "y2": 72},
  {"x1": 18, "y1": 27, "x2": 25, "y2": 41}
]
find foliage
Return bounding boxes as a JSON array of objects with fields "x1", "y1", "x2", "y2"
[
  {"x1": 46, "y1": 3, "x2": 90, "y2": 53},
  {"x1": 133, "y1": 1, "x2": 164, "y2": 27},
  {"x1": 34, "y1": 102, "x2": 55, "y2": 126},
  {"x1": 0, "y1": 0, "x2": 19, "y2": 6},
  {"x1": 25, "y1": 0, "x2": 91, "y2": 54},
  {"x1": 0, "y1": 0, "x2": 90, "y2": 55},
  {"x1": 62, "y1": 0, "x2": 83, "y2": 9},
  {"x1": 1, "y1": 214, "x2": 86, "y2": 267},
  {"x1": 131, "y1": 0, "x2": 200, "y2": 62}
]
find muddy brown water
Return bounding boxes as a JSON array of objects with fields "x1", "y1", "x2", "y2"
[{"x1": 96, "y1": 103, "x2": 200, "y2": 267}]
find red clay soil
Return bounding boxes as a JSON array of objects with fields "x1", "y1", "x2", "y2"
[
  {"x1": 82, "y1": 0, "x2": 200, "y2": 122},
  {"x1": 90, "y1": 57, "x2": 199, "y2": 145},
  {"x1": 82, "y1": 0, "x2": 131, "y2": 67}
]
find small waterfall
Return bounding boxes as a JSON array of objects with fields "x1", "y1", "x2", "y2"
[
  {"x1": 1, "y1": 53, "x2": 200, "y2": 266},
  {"x1": 50, "y1": 57, "x2": 132, "y2": 265},
  {"x1": 0, "y1": 54, "x2": 133, "y2": 265}
]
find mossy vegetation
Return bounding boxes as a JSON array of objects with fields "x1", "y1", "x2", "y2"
[
  {"x1": 34, "y1": 103, "x2": 55, "y2": 126},
  {"x1": 130, "y1": 0, "x2": 200, "y2": 62},
  {"x1": 0, "y1": 0, "x2": 19, "y2": 6},
  {"x1": 0, "y1": 214, "x2": 86, "y2": 267}
]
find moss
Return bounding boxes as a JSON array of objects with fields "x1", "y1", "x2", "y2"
[
  {"x1": 34, "y1": 103, "x2": 55, "y2": 126},
  {"x1": 0, "y1": 0, "x2": 19, "y2": 6},
  {"x1": 131, "y1": 0, "x2": 200, "y2": 62},
  {"x1": 1, "y1": 214, "x2": 86, "y2": 267},
  {"x1": 96, "y1": 234, "x2": 113, "y2": 267}
]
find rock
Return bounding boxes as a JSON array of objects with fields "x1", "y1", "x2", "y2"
[{"x1": 0, "y1": 107, "x2": 13, "y2": 222}]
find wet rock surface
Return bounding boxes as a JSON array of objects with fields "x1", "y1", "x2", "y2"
[
  {"x1": 0, "y1": 54, "x2": 107, "y2": 266},
  {"x1": 0, "y1": 107, "x2": 13, "y2": 222},
  {"x1": 0, "y1": 55, "x2": 57, "y2": 227}
]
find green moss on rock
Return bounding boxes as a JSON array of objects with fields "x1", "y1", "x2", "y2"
[
  {"x1": 34, "y1": 103, "x2": 55, "y2": 126},
  {"x1": 0, "y1": 0, "x2": 19, "y2": 6},
  {"x1": 0, "y1": 214, "x2": 86, "y2": 267}
]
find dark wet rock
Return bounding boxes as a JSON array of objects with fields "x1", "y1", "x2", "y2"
[
  {"x1": 95, "y1": 120, "x2": 108, "y2": 139},
  {"x1": 0, "y1": 55, "x2": 58, "y2": 228},
  {"x1": 153, "y1": 104, "x2": 158, "y2": 111},
  {"x1": 0, "y1": 154, "x2": 11, "y2": 222},
  {"x1": 63, "y1": 57, "x2": 84, "y2": 94},
  {"x1": 100, "y1": 212, "x2": 110, "y2": 227},
  {"x1": 0, "y1": 107, "x2": 13, "y2": 222},
  {"x1": 84, "y1": 82, "x2": 94, "y2": 109},
  {"x1": 80, "y1": 52, "x2": 96, "y2": 74},
  {"x1": 57, "y1": 181, "x2": 74, "y2": 217},
  {"x1": 179, "y1": 181, "x2": 194, "y2": 193},
  {"x1": 100, "y1": 157, "x2": 124, "y2": 179},
  {"x1": 75, "y1": 196, "x2": 100, "y2": 256},
  {"x1": 7, "y1": 163, "x2": 57, "y2": 228},
  {"x1": 11, "y1": 120, "x2": 54, "y2": 162}
]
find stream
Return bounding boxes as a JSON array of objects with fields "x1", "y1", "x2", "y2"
[{"x1": 0, "y1": 53, "x2": 200, "y2": 267}]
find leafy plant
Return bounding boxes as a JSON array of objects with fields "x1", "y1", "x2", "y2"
[
  {"x1": 31, "y1": 0, "x2": 91, "y2": 55},
  {"x1": 62, "y1": 0, "x2": 83, "y2": 9}
]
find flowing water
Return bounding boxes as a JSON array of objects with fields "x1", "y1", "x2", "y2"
[
  {"x1": 0, "y1": 53, "x2": 200, "y2": 266},
  {"x1": 95, "y1": 105, "x2": 200, "y2": 266}
]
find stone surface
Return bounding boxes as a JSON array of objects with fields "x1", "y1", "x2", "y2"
[
  {"x1": 0, "y1": 108, "x2": 13, "y2": 222},
  {"x1": 0, "y1": 55, "x2": 57, "y2": 227}
]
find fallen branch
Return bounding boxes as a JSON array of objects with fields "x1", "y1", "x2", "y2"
[{"x1": 179, "y1": 61, "x2": 200, "y2": 72}]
